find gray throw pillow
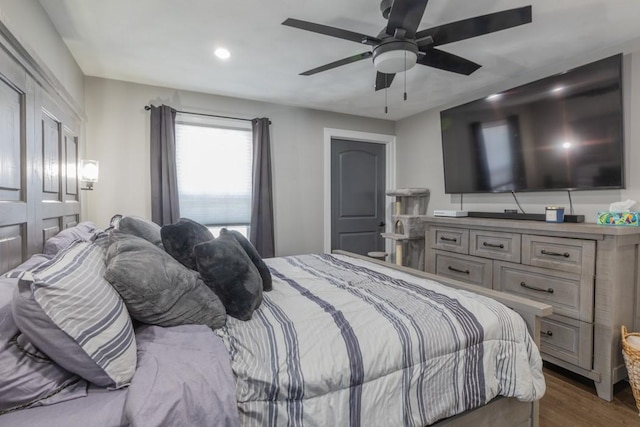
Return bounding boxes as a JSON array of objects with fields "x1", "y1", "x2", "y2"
[
  {"x1": 161, "y1": 218, "x2": 214, "y2": 270},
  {"x1": 116, "y1": 216, "x2": 163, "y2": 248},
  {"x1": 221, "y1": 228, "x2": 272, "y2": 291},
  {"x1": 104, "y1": 231, "x2": 226, "y2": 329},
  {"x1": 194, "y1": 234, "x2": 263, "y2": 321}
]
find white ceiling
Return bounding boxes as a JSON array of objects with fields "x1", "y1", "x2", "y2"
[{"x1": 40, "y1": 0, "x2": 640, "y2": 120}]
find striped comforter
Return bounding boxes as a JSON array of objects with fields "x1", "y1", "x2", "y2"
[{"x1": 216, "y1": 254, "x2": 545, "y2": 426}]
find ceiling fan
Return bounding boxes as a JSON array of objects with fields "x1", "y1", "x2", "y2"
[{"x1": 282, "y1": 0, "x2": 532, "y2": 91}]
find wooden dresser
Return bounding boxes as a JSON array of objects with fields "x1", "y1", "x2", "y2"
[{"x1": 423, "y1": 216, "x2": 640, "y2": 401}]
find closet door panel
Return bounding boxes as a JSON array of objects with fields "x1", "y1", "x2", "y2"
[
  {"x1": 0, "y1": 55, "x2": 28, "y2": 272},
  {"x1": 35, "y1": 92, "x2": 81, "y2": 254},
  {"x1": 41, "y1": 112, "x2": 61, "y2": 197},
  {"x1": 0, "y1": 78, "x2": 21, "y2": 198},
  {"x1": 65, "y1": 132, "x2": 78, "y2": 198}
]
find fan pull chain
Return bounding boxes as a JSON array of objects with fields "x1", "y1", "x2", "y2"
[
  {"x1": 385, "y1": 85, "x2": 388, "y2": 114},
  {"x1": 404, "y1": 50, "x2": 407, "y2": 101}
]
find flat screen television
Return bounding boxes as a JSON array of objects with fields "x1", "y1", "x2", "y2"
[{"x1": 440, "y1": 54, "x2": 624, "y2": 194}]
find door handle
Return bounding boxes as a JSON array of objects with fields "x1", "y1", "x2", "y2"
[{"x1": 378, "y1": 221, "x2": 385, "y2": 227}]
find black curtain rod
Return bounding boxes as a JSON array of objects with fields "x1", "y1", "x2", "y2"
[{"x1": 144, "y1": 105, "x2": 270, "y2": 125}]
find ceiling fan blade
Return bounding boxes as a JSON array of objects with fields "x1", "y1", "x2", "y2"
[
  {"x1": 300, "y1": 51, "x2": 373, "y2": 76},
  {"x1": 415, "y1": 5, "x2": 532, "y2": 46},
  {"x1": 417, "y1": 48, "x2": 481, "y2": 75},
  {"x1": 283, "y1": 18, "x2": 380, "y2": 46},
  {"x1": 375, "y1": 72, "x2": 395, "y2": 91},
  {"x1": 385, "y1": 0, "x2": 429, "y2": 38}
]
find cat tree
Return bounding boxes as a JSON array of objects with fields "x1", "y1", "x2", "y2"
[{"x1": 381, "y1": 188, "x2": 429, "y2": 270}]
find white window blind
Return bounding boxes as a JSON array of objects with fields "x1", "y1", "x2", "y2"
[{"x1": 175, "y1": 116, "x2": 252, "y2": 227}]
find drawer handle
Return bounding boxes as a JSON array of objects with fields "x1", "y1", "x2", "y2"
[
  {"x1": 448, "y1": 266, "x2": 470, "y2": 275},
  {"x1": 542, "y1": 330, "x2": 554, "y2": 338},
  {"x1": 440, "y1": 236, "x2": 458, "y2": 243},
  {"x1": 541, "y1": 249, "x2": 570, "y2": 258},
  {"x1": 483, "y1": 242, "x2": 505, "y2": 249},
  {"x1": 520, "y1": 282, "x2": 554, "y2": 294}
]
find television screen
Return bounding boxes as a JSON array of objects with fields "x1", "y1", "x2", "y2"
[{"x1": 440, "y1": 54, "x2": 624, "y2": 194}]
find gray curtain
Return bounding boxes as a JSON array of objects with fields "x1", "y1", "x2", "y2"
[
  {"x1": 250, "y1": 118, "x2": 275, "y2": 257},
  {"x1": 150, "y1": 105, "x2": 180, "y2": 226}
]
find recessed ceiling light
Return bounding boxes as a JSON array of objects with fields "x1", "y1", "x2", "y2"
[
  {"x1": 486, "y1": 93, "x2": 502, "y2": 101},
  {"x1": 214, "y1": 48, "x2": 230, "y2": 60},
  {"x1": 552, "y1": 86, "x2": 564, "y2": 93}
]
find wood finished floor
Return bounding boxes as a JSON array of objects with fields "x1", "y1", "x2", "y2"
[{"x1": 540, "y1": 363, "x2": 639, "y2": 426}]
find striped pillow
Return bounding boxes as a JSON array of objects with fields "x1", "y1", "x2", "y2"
[{"x1": 12, "y1": 241, "x2": 136, "y2": 388}]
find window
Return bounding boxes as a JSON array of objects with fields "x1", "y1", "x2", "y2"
[{"x1": 175, "y1": 114, "x2": 252, "y2": 237}]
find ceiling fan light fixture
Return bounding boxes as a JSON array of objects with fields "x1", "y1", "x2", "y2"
[{"x1": 373, "y1": 41, "x2": 418, "y2": 74}]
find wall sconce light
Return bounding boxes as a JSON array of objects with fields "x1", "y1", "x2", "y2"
[{"x1": 80, "y1": 159, "x2": 99, "y2": 190}]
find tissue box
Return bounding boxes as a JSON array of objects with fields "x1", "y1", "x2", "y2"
[{"x1": 596, "y1": 211, "x2": 640, "y2": 226}]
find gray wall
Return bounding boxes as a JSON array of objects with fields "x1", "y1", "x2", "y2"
[
  {"x1": 84, "y1": 77, "x2": 395, "y2": 256},
  {"x1": 395, "y1": 49, "x2": 640, "y2": 222}
]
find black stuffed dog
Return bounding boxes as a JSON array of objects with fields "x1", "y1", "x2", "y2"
[
  {"x1": 221, "y1": 229, "x2": 272, "y2": 292},
  {"x1": 193, "y1": 233, "x2": 263, "y2": 321},
  {"x1": 161, "y1": 218, "x2": 214, "y2": 270}
]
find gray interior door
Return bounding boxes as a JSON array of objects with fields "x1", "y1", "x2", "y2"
[{"x1": 331, "y1": 138, "x2": 386, "y2": 255}]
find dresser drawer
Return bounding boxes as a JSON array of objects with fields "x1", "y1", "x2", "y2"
[
  {"x1": 430, "y1": 226, "x2": 469, "y2": 254},
  {"x1": 522, "y1": 235, "x2": 595, "y2": 275},
  {"x1": 539, "y1": 314, "x2": 593, "y2": 370},
  {"x1": 494, "y1": 261, "x2": 594, "y2": 322},
  {"x1": 470, "y1": 230, "x2": 521, "y2": 263},
  {"x1": 433, "y1": 250, "x2": 492, "y2": 288}
]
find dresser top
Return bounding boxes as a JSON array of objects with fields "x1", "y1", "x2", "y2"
[{"x1": 420, "y1": 215, "x2": 640, "y2": 239}]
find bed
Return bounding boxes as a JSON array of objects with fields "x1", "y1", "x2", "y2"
[
  {"x1": 0, "y1": 218, "x2": 551, "y2": 427},
  {"x1": 219, "y1": 251, "x2": 548, "y2": 426}
]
